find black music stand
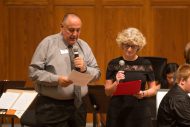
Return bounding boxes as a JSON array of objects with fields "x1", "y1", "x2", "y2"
[
  {"x1": 0, "y1": 80, "x2": 26, "y2": 93},
  {"x1": 143, "y1": 57, "x2": 167, "y2": 83},
  {"x1": 0, "y1": 85, "x2": 3, "y2": 97},
  {"x1": 20, "y1": 87, "x2": 38, "y2": 127},
  {"x1": 0, "y1": 80, "x2": 26, "y2": 127},
  {"x1": 87, "y1": 85, "x2": 110, "y2": 127}
]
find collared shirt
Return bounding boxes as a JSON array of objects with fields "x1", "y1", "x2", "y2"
[
  {"x1": 157, "y1": 84, "x2": 190, "y2": 127},
  {"x1": 29, "y1": 33, "x2": 100, "y2": 100}
]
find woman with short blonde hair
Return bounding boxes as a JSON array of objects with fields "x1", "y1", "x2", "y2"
[
  {"x1": 105, "y1": 27, "x2": 157, "y2": 127},
  {"x1": 116, "y1": 27, "x2": 146, "y2": 51}
]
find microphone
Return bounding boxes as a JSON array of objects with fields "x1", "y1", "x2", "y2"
[
  {"x1": 73, "y1": 46, "x2": 80, "y2": 71},
  {"x1": 73, "y1": 46, "x2": 79, "y2": 58},
  {"x1": 119, "y1": 60, "x2": 125, "y2": 71},
  {"x1": 118, "y1": 60, "x2": 125, "y2": 82}
]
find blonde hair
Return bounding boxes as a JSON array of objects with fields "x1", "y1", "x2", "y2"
[
  {"x1": 116, "y1": 27, "x2": 146, "y2": 50},
  {"x1": 176, "y1": 64, "x2": 190, "y2": 83}
]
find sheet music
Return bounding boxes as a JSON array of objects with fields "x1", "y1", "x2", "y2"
[
  {"x1": 11, "y1": 92, "x2": 37, "y2": 110},
  {"x1": 156, "y1": 91, "x2": 167, "y2": 111},
  {"x1": 0, "y1": 89, "x2": 38, "y2": 118},
  {"x1": 15, "y1": 110, "x2": 25, "y2": 118},
  {"x1": 0, "y1": 92, "x2": 20, "y2": 109},
  {"x1": 68, "y1": 70, "x2": 94, "y2": 86}
]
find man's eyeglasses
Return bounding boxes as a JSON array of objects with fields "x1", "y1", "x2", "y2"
[{"x1": 122, "y1": 44, "x2": 139, "y2": 49}]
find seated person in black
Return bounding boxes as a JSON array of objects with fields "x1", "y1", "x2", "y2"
[
  {"x1": 160, "y1": 63, "x2": 179, "y2": 89},
  {"x1": 157, "y1": 64, "x2": 190, "y2": 126},
  {"x1": 104, "y1": 27, "x2": 158, "y2": 127}
]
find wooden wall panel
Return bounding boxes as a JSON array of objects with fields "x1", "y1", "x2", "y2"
[
  {"x1": 54, "y1": 0, "x2": 95, "y2": 5},
  {"x1": 152, "y1": 6, "x2": 188, "y2": 64},
  {"x1": 0, "y1": 0, "x2": 190, "y2": 85},
  {"x1": 0, "y1": 0, "x2": 8, "y2": 80},
  {"x1": 6, "y1": 6, "x2": 53, "y2": 83},
  {"x1": 151, "y1": 0, "x2": 190, "y2": 5},
  {"x1": 189, "y1": 8, "x2": 190, "y2": 42},
  {"x1": 96, "y1": 5, "x2": 152, "y2": 82},
  {"x1": 4, "y1": 0, "x2": 49, "y2": 5},
  {"x1": 102, "y1": 0, "x2": 143, "y2": 5}
]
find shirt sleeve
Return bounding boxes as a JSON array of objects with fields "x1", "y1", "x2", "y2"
[
  {"x1": 78, "y1": 40, "x2": 101, "y2": 82},
  {"x1": 28, "y1": 37, "x2": 59, "y2": 86},
  {"x1": 174, "y1": 97, "x2": 190, "y2": 126},
  {"x1": 106, "y1": 60, "x2": 117, "y2": 81}
]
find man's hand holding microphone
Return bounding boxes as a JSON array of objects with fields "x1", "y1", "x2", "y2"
[{"x1": 58, "y1": 45, "x2": 86, "y2": 87}]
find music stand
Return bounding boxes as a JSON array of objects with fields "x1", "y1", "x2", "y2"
[
  {"x1": 86, "y1": 85, "x2": 110, "y2": 127},
  {"x1": 156, "y1": 89, "x2": 168, "y2": 112},
  {"x1": 0, "y1": 80, "x2": 26, "y2": 92},
  {"x1": 0, "y1": 85, "x2": 3, "y2": 97},
  {"x1": 143, "y1": 57, "x2": 167, "y2": 83},
  {"x1": 0, "y1": 80, "x2": 26, "y2": 127},
  {"x1": 20, "y1": 87, "x2": 38, "y2": 127}
]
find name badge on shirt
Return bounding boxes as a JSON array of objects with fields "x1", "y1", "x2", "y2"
[{"x1": 60, "y1": 49, "x2": 68, "y2": 54}]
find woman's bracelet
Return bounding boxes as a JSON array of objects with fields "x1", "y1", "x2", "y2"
[
  {"x1": 146, "y1": 90, "x2": 149, "y2": 97},
  {"x1": 142, "y1": 90, "x2": 149, "y2": 97},
  {"x1": 142, "y1": 91, "x2": 145, "y2": 97}
]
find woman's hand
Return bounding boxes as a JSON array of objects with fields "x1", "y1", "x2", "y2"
[
  {"x1": 116, "y1": 71, "x2": 125, "y2": 82},
  {"x1": 134, "y1": 90, "x2": 144, "y2": 99},
  {"x1": 105, "y1": 80, "x2": 118, "y2": 96}
]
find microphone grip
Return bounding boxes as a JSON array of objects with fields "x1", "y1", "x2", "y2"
[
  {"x1": 74, "y1": 52, "x2": 80, "y2": 71},
  {"x1": 117, "y1": 70, "x2": 125, "y2": 83},
  {"x1": 74, "y1": 53, "x2": 79, "y2": 58},
  {"x1": 75, "y1": 67, "x2": 80, "y2": 71}
]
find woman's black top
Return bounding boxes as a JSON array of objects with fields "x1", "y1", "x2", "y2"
[{"x1": 106, "y1": 56, "x2": 155, "y2": 127}]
